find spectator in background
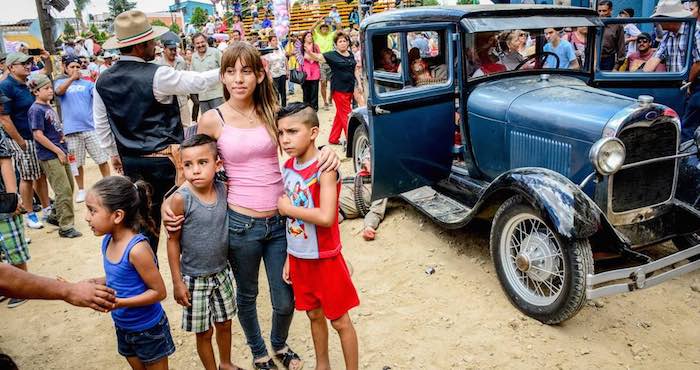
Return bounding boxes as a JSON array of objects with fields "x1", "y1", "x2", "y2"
[
  {"x1": 329, "y1": 4, "x2": 342, "y2": 25},
  {"x1": 231, "y1": 30, "x2": 242, "y2": 43},
  {"x1": 563, "y1": 26, "x2": 587, "y2": 66},
  {"x1": 0, "y1": 52, "x2": 53, "y2": 230},
  {"x1": 250, "y1": 1, "x2": 259, "y2": 19},
  {"x1": 186, "y1": 22, "x2": 197, "y2": 36},
  {"x1": 205, "y1": 17, "x2": 216, "y2": 35},
  {"x1": 618, "y1": 8, "x2": 641, "y2": 57},
  {"x1": 264, "y1": 35, "x2": 289, "y2": 107},
  {"x1": 286, "y1": 32, "x2": 300, "y2": 95},
  {"x1": 233, "y1": 0, "x2": 242, "y2": 17},
  {"x1": 218, "y1": 38, "x2": 230, "y2": 51},
  {"x1": 252, "y1": 17, "x2": 263, "y2": 32},
  {"x1": 351, "y1": 40, "x2": 365, "y2": 107},
  {"x1": 54, "y1": 55, "x2": 111, "y2": 204},
  {"x1": 84, "y1": 33, "x2": 95, "y2": 57},
  {"x1": 0, "y1": 53, "x2": 7, "y2": 81},
  {"x1": 63, "y1": 39, "x2": 76, "y2": 56},
  {"x1": 191, "y1": 33, "x2": 225, "y2": 115},
  {"x1": 262, "y1": 14, "x2": 273, "y2": 29},
  {"x1": 619, "y1": 32, "x2": 665, "y2": 72},
  {"x1": 159, "y1": 40, "x2": 192, "y2": 127},
  {"x1": 598, "y1": 0, "x2": 625, "y2": 70},
  {"x1": 231, "y1": 14, "x2": 246, "y2": 40},
  {"x1": 312, "y1": 16, "x2": 338, "y2": 110},
  {"x1": 348, "y1": 8, "x2": 359, "y2": 26},
  {"x1": 99, "y1": 52, "x2": 114, "y2": 74},
  {"x1": 543, "y1": 27, "x2": 579, "y2": 69},
  {"x1": 75, "y1": 38, "x2": 90, "y2": 58},
  {"x1": 28, "y1": 74, "x2": 82, "y2": 239},
  {"x1": 300, "y1": 31, "x2": 322, "y2": 110},
  {"x1": 320, "y1": 32, "x2": 356, "y2": 145}
]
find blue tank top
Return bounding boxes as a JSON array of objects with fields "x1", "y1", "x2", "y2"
[{"x1": 102, "y1": 233, "x2": 164, "y2": 331}]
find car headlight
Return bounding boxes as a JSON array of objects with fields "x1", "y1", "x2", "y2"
[{"x1": 589, "y1": 138, "x2": 626, "y2": 175}]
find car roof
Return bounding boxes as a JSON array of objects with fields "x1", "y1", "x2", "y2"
[{"x1": 361, "y1": 5, "x2": 598, "y2": 30}]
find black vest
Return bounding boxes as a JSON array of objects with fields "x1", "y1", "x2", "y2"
[{"x1": 96, "y1": 61, "x2": 182, "y2": 156}]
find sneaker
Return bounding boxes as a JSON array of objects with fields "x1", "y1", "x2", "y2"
[
  {"x1": 25, "y1": 212, "x2": 44, "y2": 229},
  {"x1": 7, "y1": 298, "x2": 27, "y2": 308},
  {"x1": 0, "y1": 295, "x2": 7, "y2": 303},
  {"x1": 59, "y1": 228, "x2": 82, "y2": 238},
  {"x1": 76, "y1": 189, "x2": 86, "y2": 203},
  {"x1": 46, "y1": 214, "x2": 59, "y2": 227}
]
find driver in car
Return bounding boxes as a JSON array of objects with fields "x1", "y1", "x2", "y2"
[{"x1": 543, "y1": 27, "x2": 580, "y2": 70}]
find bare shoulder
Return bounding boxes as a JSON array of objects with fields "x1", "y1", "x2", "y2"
[
  {"x1": 198, "y1": 109, "x2": 223, "y2": 138},
  {"x1": 129, "y1": 240, "x2": 156, "y2": 265}
]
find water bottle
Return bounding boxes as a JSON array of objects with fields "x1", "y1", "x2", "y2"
[{"x1": 68, "y1": 153, "x2": 79, "y2": 177}]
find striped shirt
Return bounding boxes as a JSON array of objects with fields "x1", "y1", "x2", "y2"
[{"x1": 654, "y1": 23, "x2": 699, "y2": 73}]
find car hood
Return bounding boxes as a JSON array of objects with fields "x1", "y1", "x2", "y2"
[{"x1": 468, "y1": 75, "x2": 636, "y2": 142}]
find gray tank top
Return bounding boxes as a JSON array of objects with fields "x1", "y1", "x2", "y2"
[{"x1": 177, "y1": 181, "x2": 229, "y2": 276}]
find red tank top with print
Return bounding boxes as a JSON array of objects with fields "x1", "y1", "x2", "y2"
[{"x1": 282, "y1": 157, "x2": 342, "y2": 259}]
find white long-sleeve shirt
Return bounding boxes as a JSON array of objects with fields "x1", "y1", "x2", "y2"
[{"x1": 93, "y1": 55, "x2": 220, "y2": 157}]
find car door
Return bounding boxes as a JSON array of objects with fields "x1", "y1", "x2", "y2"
[
  {"x1": 591, "y1": 17, "x2": 695, "y2": 117},
  {"x1": 365, "y1": 23, "x2": 458, "y2": 199}
]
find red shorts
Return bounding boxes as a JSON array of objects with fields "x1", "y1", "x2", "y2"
[{"x1": 289, "y1": 253, "x2": 359, "y2": 320}]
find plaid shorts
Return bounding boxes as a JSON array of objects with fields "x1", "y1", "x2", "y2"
[
  {"x1": 65, "y1": 131, "x2": 109, "y2": 167},
  {"x1": 0, "y1": 215, "x2": 30, "y2": 265},
  {"x1": 9, "y1": 139, "x2": 42, "y2": 181},
  {"x1": 182, "y1": 267, "x2": 236, "y2": 333}
]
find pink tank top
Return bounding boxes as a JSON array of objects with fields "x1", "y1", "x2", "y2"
[{"x1": 216, "y1": 112, "x2": 284, "y2": 212}]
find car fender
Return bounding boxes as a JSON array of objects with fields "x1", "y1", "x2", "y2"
[
  {"x1": 345, "y1": 107, "x2": 369, "y2": 158},
  {"x1": 676, "y1": 144, "x2": 700, "y2": 212},
  {"x1": 475, "y1": 168, "x2": 604, "y2": 241}
]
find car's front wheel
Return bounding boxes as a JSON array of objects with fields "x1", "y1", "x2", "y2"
[
  {"x1": 352, "y1": 124, "x2": 370, "y2": 173},
  {"x1": 490, "y1": 195, "x2": 594, "y2": 324}
]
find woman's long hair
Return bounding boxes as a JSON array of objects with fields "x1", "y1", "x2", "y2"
[{"x1": 220, "y1": 42, "x2": 279, "y2": 147}]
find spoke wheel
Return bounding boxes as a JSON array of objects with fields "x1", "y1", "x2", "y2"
[
  {"x1": 352, "y1": 124, "x2": 371, "y2": 173},
  {"x1": 490, "y1": 195, "x2": 593, "y2": 324}
]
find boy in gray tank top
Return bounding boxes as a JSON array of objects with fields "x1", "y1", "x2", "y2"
[{"x1": 165, "y1": 134, "x2": 243, "y2": 370}]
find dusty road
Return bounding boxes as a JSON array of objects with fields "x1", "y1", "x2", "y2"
[{"x1": 1, "y1": 95, "x2": 699, "y2": 369}]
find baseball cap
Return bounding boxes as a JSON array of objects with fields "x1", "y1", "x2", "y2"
[
  {"x1": 28, "y1": 74, "x2": 51, "y2": 92},
  {"x1": 5, "y1": 52, "x2": 31, "y2": 65},
  {"x1": 62, "y1": 54, "x2": 81, "y2": 65},
  {"x1": 637, "y1": 32, "x2": 652, "y2": 42},
  {"x1": 163, "y1": 40, "x2": 178, "y2": 49},
  {"x1": 103, "y1": 51, "x2": 114, "y2": 59}
]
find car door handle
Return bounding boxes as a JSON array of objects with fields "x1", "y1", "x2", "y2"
[{"x1": 374, "y1": 106, "x2": 391, "y2": 115}]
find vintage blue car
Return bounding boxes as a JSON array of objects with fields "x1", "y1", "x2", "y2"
[{"x1": 347, "y1": 5, "x2": 700, "y2": 323}]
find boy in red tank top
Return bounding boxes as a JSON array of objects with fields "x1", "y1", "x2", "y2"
[{"x1": 276, "y1": 103, "x2": 359, "y2": 370}]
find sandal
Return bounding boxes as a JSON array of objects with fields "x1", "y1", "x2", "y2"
[
  {"x1": 252, "y1": 359, "x2": 278, "y2": 370},
  {"x1": 275, "y1": 348, "x2": 304, "y2": 370}
]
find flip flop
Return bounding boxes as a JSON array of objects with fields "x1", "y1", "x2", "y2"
[{"x1": 275, "y1": 348, "x2": 304, "y2": 370}]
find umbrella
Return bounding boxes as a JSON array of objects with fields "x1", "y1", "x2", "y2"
[{"x1": 160, "y1": 31, "x2": 181, "y2": 44}]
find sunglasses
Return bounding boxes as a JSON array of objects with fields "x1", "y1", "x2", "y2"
[
  {"x1": 637, "y1": 39, "x2": 650, "y2": 44},
  {"x1": 13, "y1": 60, "x2": 32, "y2": 67}
]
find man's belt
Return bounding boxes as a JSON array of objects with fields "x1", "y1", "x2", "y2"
[{"x1": 141, "y1": 144, "x2": 178, "y2": 158}]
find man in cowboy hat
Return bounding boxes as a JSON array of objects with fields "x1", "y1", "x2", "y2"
[
  {"x1": 94, "y1": 9, "x2": 221, "y2": 253},
  {"x1": 641, "y1": 0, "x2": 698, "y2": 140}
]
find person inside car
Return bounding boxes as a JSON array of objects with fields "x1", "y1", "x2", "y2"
[
  {"x1": 471, "y1": 34, "x2": 507, "y2": 78},
  {"x1": 543, "y1": 27, "x2": 580, "y2": 70},
  {"x1": 378, "y1": 48, "x2": 399, "y2": 73},
  {"x1": 618, "y1": 32, "x2": 666, "y2": 72},
  {"x1": 408, "y1": 47, "x2": 447, "y2": 86},
  {"x1": 499, "y1": 30, "x2": 527, "y2": 70}
]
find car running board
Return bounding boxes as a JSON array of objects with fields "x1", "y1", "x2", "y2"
[{"x1": 400, "y1": 186, "x2": 472, "y2": 228}]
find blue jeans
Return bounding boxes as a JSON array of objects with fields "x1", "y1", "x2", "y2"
[
  {"x1": 682, "y1": 88, "x2": 700, "y2": 142},
  {"x1": 227, "y1": 209, "x2": 294, "y2": 359},
  {"x1": 115, "y1": 314, "x2": 175, "y2": 364}
]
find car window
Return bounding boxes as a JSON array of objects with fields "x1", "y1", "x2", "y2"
[
  {"x1": 371, "y1": 32, "x2": 404, "y2": 94},
  {"x1": 598, "y1": 20, "x2": 693, "y2": 74},
  {"x1": 406, "y1": 30, "x2": 449, "y2": 88},
  {"x1": 467, "y1": 26, "x2": 590, "y2": 80}
]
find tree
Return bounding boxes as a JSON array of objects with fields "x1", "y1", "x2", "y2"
[
  {"x1": 421, "y1": 0, "x2": 439, "y2": 5},
  {"x1": 89, "y1": 23, "x2": 100, "y2": 36},
  {"x1": 169, "y1": 22, "x2": 181, "y2": 34},
  {"x1": 151, "y1": 19, "x2": 167, "y2": 27},
  {"x1": 190, "y1": 7, "x2": 209, "y2": 27},
  {"x1": 73, "y1": 0, "x2": 90, "y2": 33},
  {"x1": 63, "y1": 21, "x2": 76, "y2": 39},
  {"x1": 108, "y1": 0, "x2": 137, "y2": 18}
]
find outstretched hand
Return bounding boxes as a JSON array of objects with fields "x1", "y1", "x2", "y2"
[{"x1": 65, "y1": 281, "x2": 116, "y2": 313}]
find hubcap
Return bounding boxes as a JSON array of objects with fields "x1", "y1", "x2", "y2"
[
  {"x1": 500, "y1": 213, "x2": 565, "y2": 306},
  {"x1": 354, "y1": 134, "x2": 370, "y2": 173}
]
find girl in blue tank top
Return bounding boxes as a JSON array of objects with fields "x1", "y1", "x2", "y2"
[{"x1": 85, "y1": 176, "x2": 175, "y2": 369}]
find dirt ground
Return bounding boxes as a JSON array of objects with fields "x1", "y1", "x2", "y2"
[{"x1": 1, "y1": 92, "x2": 699, "y2": 369}]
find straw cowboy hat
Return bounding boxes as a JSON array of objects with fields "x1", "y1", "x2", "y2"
[
  {"x1": 103, "y1": 10, "x2": 169, "y2": 50},
  {"x1": 652, "y1": 0, "x2": 692, "y2": 18}
]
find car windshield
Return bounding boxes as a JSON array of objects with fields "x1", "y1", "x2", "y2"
[{"x1": 467, "y1": 26, "x2": 590, "y2": 79}]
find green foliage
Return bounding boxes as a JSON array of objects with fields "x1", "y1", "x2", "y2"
[
  {"x1": 224, "y1": 11, "x2": 233, "y2": 27},
  {"x1": 169, "y1": 22, "x2": 181, "y2": 34},
  {"x1": 73, "y1": 0, "x2": 91, "y2": 11},
  {"x1": 456, "y1": 0, "x2": 477, "y2": 3},
  {"x1": 190, "y1": 7, "x2": 209, "y2": 26},
  {"x1": 108, "y1": 0, "x2": 137, "y2": 18},
  {"x1": 89, "y1": 23, "x2": 99, "y2": 35},
  {"x1": 151, "y1": 19, "x2": 167, "y2": 27},
  {"x1": 98, "y1": 31, "x2": 108, "y2": 43},
  {"x1": 422, "y1": 0, "x2": 439, "y2": 5},
  {"x1": 63, "y1": 21, "x2": 76, "y2": 38}
]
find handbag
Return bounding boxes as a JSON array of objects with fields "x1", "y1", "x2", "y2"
[
  {"x1": 290, "y1": 68, "x2": 306, "y2": 84},
  {"x1": 0, "y1": 192, "x2": 18, "y2": 214}
]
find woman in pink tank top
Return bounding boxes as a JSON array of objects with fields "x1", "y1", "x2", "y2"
[{"x1": 164, "y1": 42, "x2": 338, "y2": 370}]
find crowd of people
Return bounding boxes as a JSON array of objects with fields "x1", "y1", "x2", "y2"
[{"x1": 0, "y1": 1, "x2": 385, "y2": 368}]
